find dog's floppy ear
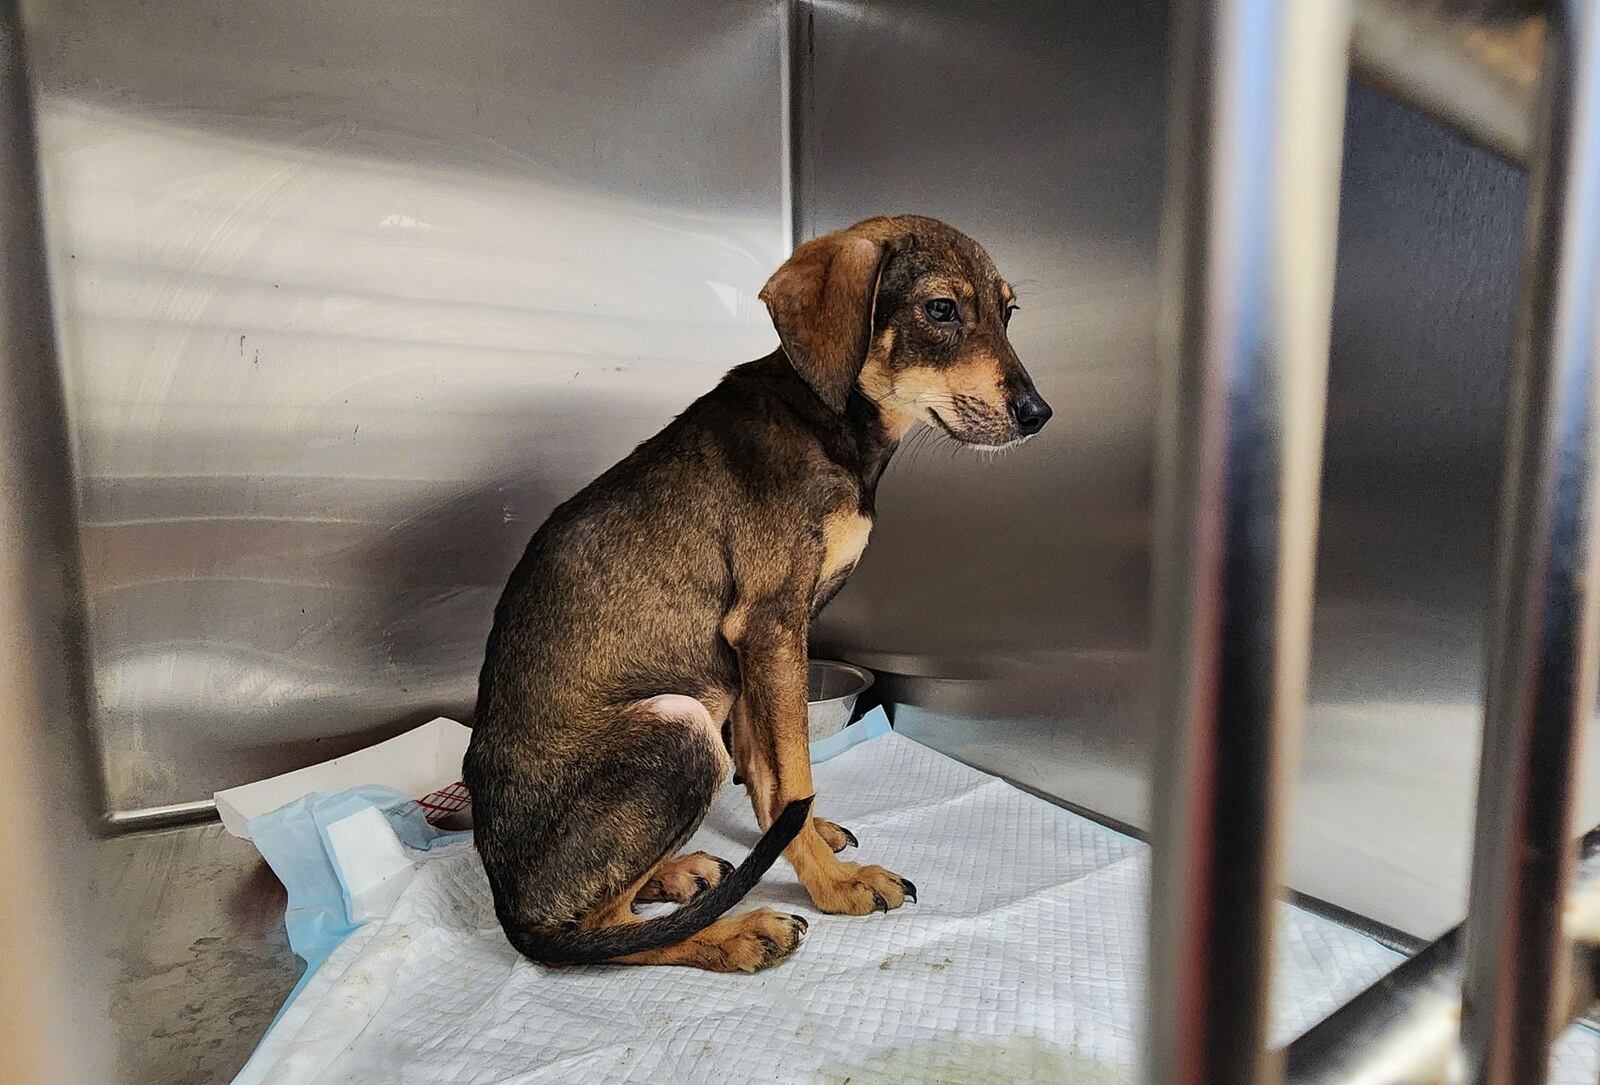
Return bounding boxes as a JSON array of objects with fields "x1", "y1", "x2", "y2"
[{"x1": 760, "y1": 229, "x2": 890, "y2": 412}]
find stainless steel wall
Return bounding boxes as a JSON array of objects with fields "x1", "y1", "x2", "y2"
[
  {"x1": 27, "y1": 0, "x2": 789, "y2": 817},
  {"x1": 1, "y1": 7, "x2": 113, "y2": 1079},
  {"x1": 802, "y1": 0, "x2": 1600, "y2": 937}
]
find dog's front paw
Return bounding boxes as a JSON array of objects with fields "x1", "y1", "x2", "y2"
[
  {"x1": 804, "y1": 861, "x2": 916, "y2": 915},
  {"x1": 813, "y1": 817, "x2": 858, "y2": 853}
]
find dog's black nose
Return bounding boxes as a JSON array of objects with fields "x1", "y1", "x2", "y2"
[{"x1": 1013, "y1": 395, "x2": 1053, "y2": 436}]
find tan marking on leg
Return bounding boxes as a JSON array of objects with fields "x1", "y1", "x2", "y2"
[
  {"x1": 819, "y1": 509, "x2": 871, "y2": 580},
  {"x1": 566, "y1": 848, "x2": 806, "y2": 971},
  {"x1": 611, "y1": 908, "x2": 808, "y2": 972},
  {"x1": 635, "y1": 851, "x2": 734, "y2": 904},
  {"x1": 578, "y1": 865, "x2": 657, "y2": 931},
  {"x1": 730, "y1": 695, "x2": 777, "y2": 819},
  {"x1": 730, "y1": 615, "x2": 913, "y2": 918},
  {"x1": 698, "y1": 688, "x2": 734, "y2": 728},
  {"x1": 788, "y1": 831, "x2": 911, "y2": 915},
  {"x1": 768, "y1": 716, "x2": 914, "y2": 916},
  {"x1": 719, "y1": 601, "x2": 751, "y2": 647}
]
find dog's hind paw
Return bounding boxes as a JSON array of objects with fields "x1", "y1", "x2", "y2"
[
  {"x1": 635, "y1": 851, "x2": 735, "y2": 904},
  {"x1": 698, "y1": 908, "x2": 808, "y2": 972},
  {"x1": 813, "y1": 817, "x2": 858, "y2": 852}
]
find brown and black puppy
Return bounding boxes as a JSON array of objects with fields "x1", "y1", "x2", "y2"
[{"x1": 464, "y1": 215, "x2": 1050, "y2": 972}]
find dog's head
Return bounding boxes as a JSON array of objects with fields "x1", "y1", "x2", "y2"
[{"x1": 759, "y1": 215, "x2": 1050, "y2": 448}]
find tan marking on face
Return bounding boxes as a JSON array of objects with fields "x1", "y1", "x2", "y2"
[
  {"x1": 875, "y1": 356, "x2": 1009, "y2": 425},
  {"x1": 858, "y1": 329, "x2": 919, "y2": 440},
  {"x1": 820, "y1": 509, "x2": 871, "y2": 580},
  {"x1": 938, "y1": 355, "x2": 1007, "y2": 398}
]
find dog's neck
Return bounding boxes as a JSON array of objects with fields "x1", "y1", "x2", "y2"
[
  {"x1": 755, "y1": 351, "x2": 900, "y2": 511},
  {"x1": 840, "y1": 389, "x2": 900, "y2": 507}
]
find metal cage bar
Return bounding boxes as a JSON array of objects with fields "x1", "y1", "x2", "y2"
[
  {"x1": 1211, "y1": 0, "x2": 1600, "y2": 1078},
  {"x1": 1143, "y1": 2, "x2": 1350, "y2": 1082},
  {"x1": 1459, "y1": 1, "x2": 1600, "y2": 1081},
  {"x1": 1280, "y1": 827, "x2": 1600, "y2": 1082}
]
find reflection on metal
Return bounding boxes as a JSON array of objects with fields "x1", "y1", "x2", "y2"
[
  {"x1": 0, "y1": 2, "x2": 112, "y2": 1080},
  {"x1": 781, "y1": 0, "x2": 812, "y2": 251},
  {"x1": 1460, "y1": 1, "x2": 1600, "y2": 1080},
  {"x1": 1143, "y1": 1, "x2": 1350, "y2": 1082},
  {"x1": 29, "y1": 0, "x2": 787, "y2": 818},
  {"x1": 1283, "y1": 830, "x2": 1600, "y2": 1084},
  {"x1": 104, "y1": 798, "x2": 220, "y2": 831},
  {"x1": 1353, "y1": 0, "x2": 1544, "y2": 166}
]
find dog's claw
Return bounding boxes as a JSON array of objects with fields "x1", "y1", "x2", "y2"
[
  {"x1": 841, "y1": 827, "x2": 859, "y2": 849},
  {"x1": 791, "y1": 914, "x2": 808, "y2": 932},
  {"x1": 870, "y1": 890, "x2": 888, "y2": 913},
  {"x1": 714, "y1": 857, "x2": 735, "y2": 880},
  {"x1": 692, "y1": 875, "x2": 710, "y2": 894},
  {"x1": 900, "y1": 878, "x2": 917, "y2": 903}
]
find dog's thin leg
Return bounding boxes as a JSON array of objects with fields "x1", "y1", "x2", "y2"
[
  {"x1": 528, "y1": 694, "x2": 804, "y2": 972},
  {"x1": 728, "y1": 698, "x2": 854, "y2": 853},
  {"x1": 563, "y1": 860, "x2": 800, "y2": 971},
  {"x1": 729, "y1": 697, "x2": 857, "y2": 857},
  {"x1": 770, "y1": 740, "x2": 911, "y2": 915},
  {"x1": 730, "y1": 640, "x2": 914, "y2": 916},
  {"x1": 577, "y1": 865, "x2": 658, "y2": 931}
]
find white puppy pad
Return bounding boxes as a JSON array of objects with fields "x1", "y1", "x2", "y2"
[{"x1": 235, "y1": 730, "x2": 1599, "y2": 1084}]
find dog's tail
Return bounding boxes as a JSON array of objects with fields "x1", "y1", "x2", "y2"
[{"x1": 503, "y1": 796, "x2": 812, "y2": 966}]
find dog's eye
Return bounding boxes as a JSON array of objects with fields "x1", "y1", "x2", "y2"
[{"x1": 924, "y1": 298, "x2": 959, "y2": 325}]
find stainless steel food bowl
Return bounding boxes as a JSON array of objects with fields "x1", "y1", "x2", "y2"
[{"x1": 806, "y1": 659, "x2": 874, "y2": 742}]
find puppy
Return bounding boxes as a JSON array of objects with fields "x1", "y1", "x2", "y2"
[{"x1": 465, "y1": 215, "x2": 1051, "y2": 972}]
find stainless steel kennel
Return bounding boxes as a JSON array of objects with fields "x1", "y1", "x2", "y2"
[{"x1": 2, "y1": 0, "x2": 1598, "y2": 1082}]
